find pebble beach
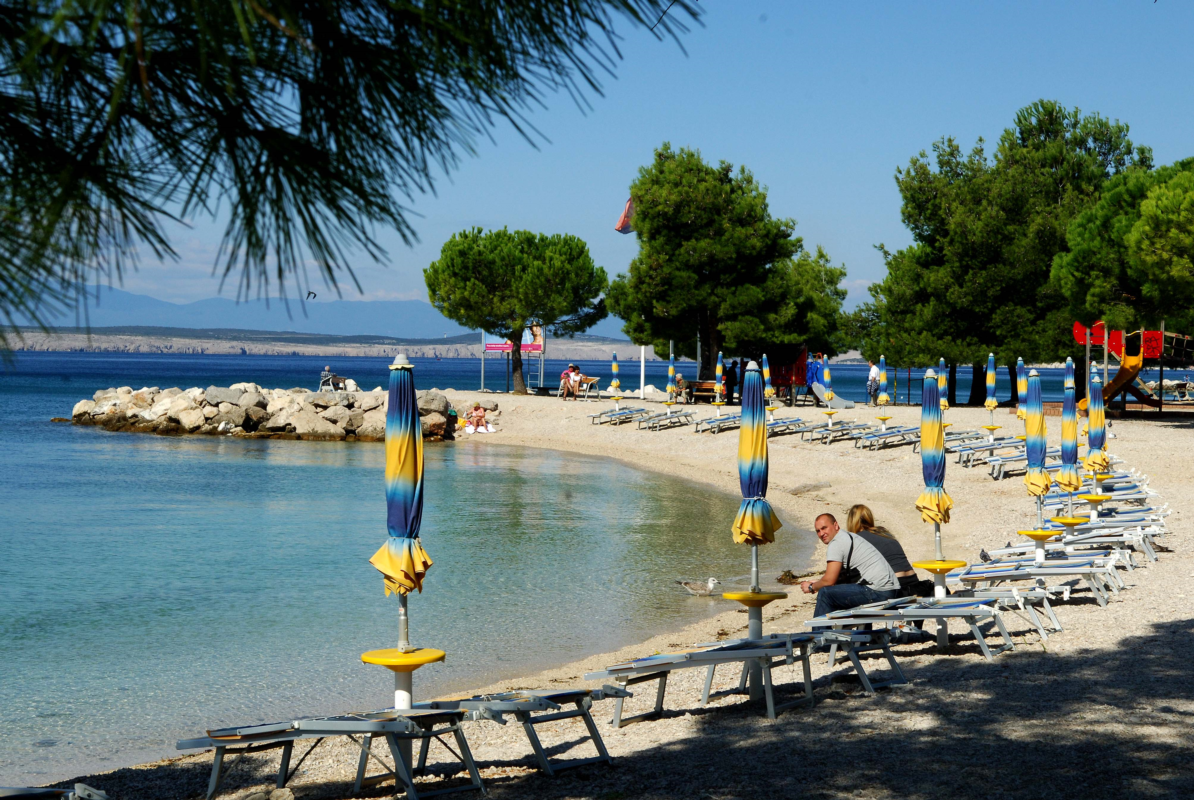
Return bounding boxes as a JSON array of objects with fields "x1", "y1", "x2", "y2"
[{"x1": 45, "y1": 394, "x2": 1194, "y2": 799}]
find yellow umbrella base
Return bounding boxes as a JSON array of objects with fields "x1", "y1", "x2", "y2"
[
  {"x1": 912, "y1": 560, "x2": 967, "y2": 574},
  {"x1": 361, "y1": 648, "x2": 446, "y2": 673},
  {"x1": 722, "y1": 591, "x2": 787, "y2": 608},
  {"x1": 1017, "y1": 530, "x2": 1058, "y2": 543},
  {"x1": 1050, "y1": 517, "x2": 1088, "y2": 527}
]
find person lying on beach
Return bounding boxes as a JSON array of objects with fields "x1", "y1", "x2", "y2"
[
  {"x1": 466, "y1": 403, "x2": 494, "y2": 433},
  {"x1": 846, "y1": 504, "x2": 930, "y2": 597},
  {"x1": 800, "y1": 512, "x2": 900, "y2": 619}
]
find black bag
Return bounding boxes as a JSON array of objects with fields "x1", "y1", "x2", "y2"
[{"x1": 837, "y1": 534, "x2": 865, "y2": 585}]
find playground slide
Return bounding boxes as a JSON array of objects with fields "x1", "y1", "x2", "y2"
[
  {"x1": 812, "y1": 382, "x2": 856, "y2": 409},
  {"x1": 1079, "y1": 351, "x2": 1160, "y2": 411}
]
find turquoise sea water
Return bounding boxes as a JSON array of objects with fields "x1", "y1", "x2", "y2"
[{"x1": 0, "y1": 352, "x2": 815, "y2": 785}]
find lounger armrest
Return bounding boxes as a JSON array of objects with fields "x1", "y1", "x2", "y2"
[{"x1": 592, "y1": 684, "x2": 633, "y2": 701}]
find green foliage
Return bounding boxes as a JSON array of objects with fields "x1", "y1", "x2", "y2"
[
  {"x1": 607, "y1": 143, "x2": 844, "y2": 377},
  {"x1": 766, "y1": 247, "x2": 848, "y2": 359},
  {"x1": 1054, "y1": 160, "x2": 1194, "y2": 332},
  {"x1": 0, "y1": 0, "x2": 697, "y2": 346},
  {"x1": 424, "y1": 227, "x2": 607, "y2": 393},
  {"x1": 860, "y1": 100, "x2": 1151, "y2": 390}
]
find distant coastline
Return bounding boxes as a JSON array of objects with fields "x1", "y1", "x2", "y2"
[{"x1": 9, "y1": 326, "x2": 662, "y2": 361}]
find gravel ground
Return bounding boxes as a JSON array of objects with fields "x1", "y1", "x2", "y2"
[{"x1": 49, "y1": 398, "x2": 1193, "y2": 799}]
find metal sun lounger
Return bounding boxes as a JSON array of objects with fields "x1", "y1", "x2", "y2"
[
  {"x1": 856, "y1": 425, "x2": 920, "y2": 450},
  {"x1": 955, "y1": 586, "x2": 1067, "y2": 641},
  {"x1": 178, "y1": 707, "x2": 483, "y2": 800},
  {"x1": 584, "y1": 630, "x2": 905, "y2": 726},
  {"x1": 816, "y1": 422, "x2": 875, "y2": 444},
  {"x1": 694, "y1": 413, "x2": 743, "y2": 433},
  {"x1": 604, "y1": 407, "x2": 651, "y2": 426},
  {"x1": 589, "y1": 406, "x2": 647, "y2": 425},
  {"x1": 947, "y1": 557, "x2": 1122, "y2": 607},
  {"x1": 804, "y1": 597, "x2": 1015, "y2": 662},
  {"x1": 765, "y1": 416, "x2": 805, "y2": 437},
  {"x1": 954, "y1": 438, "x2": 1025, "y2": 466},
  {"x1": 414, "y1": 687, "x2": 627, "y2": 776},
  {"x1": 638, "y1": 409, "x2": 695, "y2": 431},
  {"x1": 915, "y1": 430, "x2": 986, "y2": 454},
  {"x1": 987, "y1": 447, "x2": 1061, "y2": 479}
]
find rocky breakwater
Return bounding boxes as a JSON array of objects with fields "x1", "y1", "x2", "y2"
[{"x1": 68, "y1": 384, "x2": 464, "y2": 442}]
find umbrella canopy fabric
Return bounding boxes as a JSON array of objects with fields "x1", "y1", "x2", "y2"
[
  {"x1": 1016, "y1": 358, "x2": 1028, "y2": 420},
  {"x1": 915, "y1": 370, "x2": 953, "y2": 524},
  {"x1": 1023, "y1": 370, "x2": 1052, "y2": 496},
  {"x1": 732, "y1": 361, "x2": 782, "y2": 544},
  {"x1": 666, "y1": 354, "x2": 677, "y2": 398},
  {"x1": 369, "y1": 360, "x2": 433, "y2": 596},
  {"x1": 1086, "y1": 370, "x2": 1110, "y2": 472},
  {"x1": 822, "y1": 356, "x2": 834, "y2": 401},
  {"x1": 1056, "y1": 358, "x2": 1083, "y2": 492},
  {"x1": 877, "y1": 355, "x2": 890, "y2": 405},
  {"x1": 984, "y1": 353, "x2": 998, "y2": 411},
  {"x1": 762, "y1": 353, "x2": 775, "y2": 399},
  {"x1": 610, "y1": 352, "x2": 621, "y2": 394},
  {"x1": 715, "y1": 352, "x2": 725, "y2": 400},
  {"x1": 938, "y1": 358, "x2": 949, "y2": 411}
]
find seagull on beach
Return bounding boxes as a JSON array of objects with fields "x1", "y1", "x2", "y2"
[{"x1": 676, "y1": 578, "x2": 721, "y2": 596}]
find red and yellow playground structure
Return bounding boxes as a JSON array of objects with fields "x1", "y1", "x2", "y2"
[{"x1": 1073, "y1": 321, "x2": 1194, "y2": 412}]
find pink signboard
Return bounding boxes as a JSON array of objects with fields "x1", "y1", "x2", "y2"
[{"x1": 484, "y1": 342, "x2": 543, "y2": 352}]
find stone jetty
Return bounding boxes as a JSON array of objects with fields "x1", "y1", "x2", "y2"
[{"x1": 67, "y1": 384, "x2": 499, "y2": 442}]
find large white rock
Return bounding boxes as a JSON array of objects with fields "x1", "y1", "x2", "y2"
[
  {"x1": 263, "y1": 408, "x2": 295, "y2": 431},
  {"x1": 230, "y1": 382, "x2": 261, "y2": 394},
  {"x1": 93, "y1": 387, "x2": 117, "y2": 401},
  {"x1": 266, "y1": 396, "x2": 300, "y2": 415},
  {"x1": 289, "y1": 409, "x2": 345, "y2": 440},
  {"x1": 185, "y1": 387, "x2": 206, "y2": 403},
  {"x1": 167, "y1": 394, "x2": 198, "y2": 421},
  {"x1": 159, "y1": 387, "x2": 183, "y2": 399},
  {"x1": 72, "y1": 399, "x2": 96, "y2": 419},
  {"x1": 177, "y1": 408, "x2": 206, "y2": 431},
  {"x1": 91, "y1": 397, "x2": 123, "y2": 416},
  {"x1": 357, "y1": 392, "x2": 384, "y2": 412},
  {"x1": 129, "y1": 389, "x2": 156, "y2": 409},
  {"x1": 205, "y1": 386, "x2": 244, "y2": 406},
  {"x1": 237, "y1": 391, "x2": 266, "y2": 410},
  {"x1": 218, "y1": 402, "x2": 234, "y2": 414},
  {"x1": 203, "y1": 405, "x2": 220, "y2": 420},
  {"x1": 355, "y1": 408, "x2": 386, "y2": 439},
  {"x1": 145, "y1": 395, "x2": 174, "y2": 420},
  {"x1": 416, "y1": 390, "x2": 451, "y2": 417},
  {"x1": 320, "y1": 405, "x2": 353, "y2": 426}
]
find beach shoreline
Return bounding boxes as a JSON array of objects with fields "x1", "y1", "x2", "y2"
[{"x1": 31, "y1": 393, "x2": 1194, "y2": 798}]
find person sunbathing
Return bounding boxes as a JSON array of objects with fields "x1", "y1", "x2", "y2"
[
  {"x1": 466, "y1": 404, "x2": 493, "y2": 433},
  {"x1": 846, "y1": 504, "x2": 929, "y2": 597},
  {"x1": 800, "y1": 512, "x2": 900, "y2": 618}
]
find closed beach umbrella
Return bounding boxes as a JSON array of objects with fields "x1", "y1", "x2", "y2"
[
  {"x1": 732, "y1": 361, "x2": 782, "y2": 592},
  {"x1": 984, "y1": 353, "x2": 998, "y2": 411},
  {"x1": 1016, "y1": 357, "x2": 1028, "y2": 420},
  {"x1": 877, "y1": 355, "x2": 889, "y2": 406},
  {"x1": 1024, "y1": 370, "x2": 1052, "y2": 497},
  {"x1": 916, "y1": 370, "x2": 953, "y2": 540},
  {"x1": 938, "y1": 358, "x2": 949, "y2": 411},
  {"x1": 610, "y1": 352, "x2": 621, "y2": 395},
  {"x1": 822, "y1": 355, "x2": 834, "y2": 401},
  {"x1": 1056, "y1": 358, "x2": 1083, "y2": 494},
  {"x1": 369, "y1": 355, "x2": 433, "y2": 599},
  {"x1": 762, "y1": 353, "x2": 775, "y2": 399},
  {"x1": 715, "y1": 351, "x2": 725, "y2": 401},
  {"x1": 666, "y1": 353, "x2": 677, "y2": 399},
  {"x1": 1085, "y1": 369, "x2": 1110, "y2": 472}
]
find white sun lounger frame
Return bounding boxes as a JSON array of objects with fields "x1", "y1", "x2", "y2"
[
  {"x1": 694, "y1": 413, "x2": 742, "y2": 433},
  {"x1": 948, "y1": 558, "x2": 1122, "y2": 607},
  {"x1": 589, "y1": 406, "x2": 647, "y2": 425},
  {"x1": 178, "y1": 708, "x2": 483, "y2": 800},
  {"x1": 855, "y1": 425, "x2": 920, "y2": 450},
  {"x1": 805, "y1": 597, "x2": 1015, "y2": 662},
  {"x1": 637, "y1": 409, "x2": 695, "y2": 431}
]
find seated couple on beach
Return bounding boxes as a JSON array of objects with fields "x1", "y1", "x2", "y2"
[
  {"x1": 559, "y1": 364, "x2": 587, "y2": 400},
  {"x1": 800, "y1": 506, "x2": 931, "y2": 618}
]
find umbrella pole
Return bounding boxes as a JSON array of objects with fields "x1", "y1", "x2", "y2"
[
  {"x1": 750, "y1": 544, "x2": 760, "y2": 593},
  {"x1": 747, "y1": 543, "x2": 764, "y2": 700},
  {"x1": 1036, "y1": 496, "x2": 1043, "y2": 529},
  {"x1": 1068, "y1": 491, "x2": 1074, "y2": 518},
  {"x1": 398, "y1": 594, "x2": 412, "y2": 653},
  {"x1": 395, "y1": 594, "x2": 414, "y2": 769},
  {"x1": 934, "y1": 522, "x2": 943, "y2": 561}
]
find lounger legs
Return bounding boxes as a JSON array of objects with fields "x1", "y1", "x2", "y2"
[
  {"x1": 277, "y1": 742, "x2": 292, "y2": 789},
  {"x1": 207, "y1": 746, "x2": 226, "y2": 800},
  {"x1": 611, "y1": 672, "x2": 667, "y2": 727}
]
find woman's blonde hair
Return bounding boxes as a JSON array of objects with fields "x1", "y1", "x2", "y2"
[{"x1": 846, "y1": 504, "x2": 893, "y2": 538}]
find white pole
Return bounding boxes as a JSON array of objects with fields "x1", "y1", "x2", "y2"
[
  {"x1": 640, "y1": 346, "x2": 646, "y2": 400},
  {"x1": 480, "y1": 332, "x2": 485, "y2": 390}
]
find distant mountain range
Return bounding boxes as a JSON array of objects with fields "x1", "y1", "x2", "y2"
[{"x1": 18, "y1": 287, "x2": 630, "y2": 340}]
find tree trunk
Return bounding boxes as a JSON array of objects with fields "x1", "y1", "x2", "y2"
[
  {"x1": 1074, "y1": 357, "x2": 1087, "y2": 402},
  {"x1": 1005, "y1": 364, "x2": 1016, "y2": 406},
  {"x1": 510, "y1": 328, "x2": 528, "y2": 394},
  {"x1": 966, "y1": 363, "x2": 986, "y2": 406},
  {"x1": 947, "y1": 363, "x2": 958, "y2": 406},
  {"x1": 700, "y1": 319, "x2": 720, "y2": 385}
]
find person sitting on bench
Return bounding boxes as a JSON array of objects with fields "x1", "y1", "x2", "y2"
[{"x1": 800, "y1": 512, "x2": 900, "y2": 619}]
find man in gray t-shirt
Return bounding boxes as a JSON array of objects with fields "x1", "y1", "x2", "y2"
[{"x1": 801, "y1": 513, "x2": 900, "y2": 621}]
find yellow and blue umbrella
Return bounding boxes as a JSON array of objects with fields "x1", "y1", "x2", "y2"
[
  {"x1": 984, "y1": 353, "x2": 998, "y2": 411},
  {"x1": 1085, "y1": 370, "x2": 1110, "y2": 472},
  {"x1": 715, "y1": 351, "x2": 725, "y2": 401},
  {"x1": 1056, "y1": 358, "x2": 1082, "y2": 493},
  {"x1": 877, "y1": 355, "x2": 889, "y2": 405},
  {"x1": 369, "y1": 355, "x2": 433, "y2": 596},
  {"x1": 822, "y1": 356, "x2": 834, "y2": 402},
  {"x1": 666, "y1": 353, "x2": 676, "y2": 399},
  {"x1": 1016, "y1": 357, "x2": 1027, "y2": 420},
  {"x1": 1024, "y1": 369, "x2": 1052, "y2": 497},
  {"x1": 610, "y1": 352, "x2": 621, "y2": 395},
  {"x1": 732, "y1": 361, "x2": 781, "y2": 550},
  {"x1": 916, "y1": 369, "x2": 953, "y2": 528},
  {"x1": 938, "y1": 358, "x2": 949, "y2": 411},
  {"x1": 762, "y1": 353, "x2": 775, "y2": 399}
]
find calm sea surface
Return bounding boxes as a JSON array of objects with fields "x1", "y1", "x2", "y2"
[{"x1": 1, "y1": 352, "x2": 818, "y2": 785}]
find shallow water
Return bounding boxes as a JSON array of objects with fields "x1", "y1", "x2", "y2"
[{"x1": 0, "y1": 353, "x2": 812, "y2": 784}]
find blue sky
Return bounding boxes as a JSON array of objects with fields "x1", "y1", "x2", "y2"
[{"x1": 118, "y1": 0, "x2": 1194, "y2": 321}]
